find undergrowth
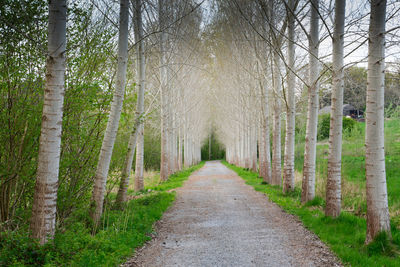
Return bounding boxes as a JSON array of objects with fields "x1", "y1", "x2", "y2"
[
  {"x1": 0, "y1": 162, "x2": 204, "y2": 267},
  {"x1": 223, "y1": 161, "x2": 400, "y2": 267}
]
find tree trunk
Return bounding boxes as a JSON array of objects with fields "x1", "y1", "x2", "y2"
[
  {"x1": 178, "y1": 124, "x2": 183, "y2": 170},
  {"x1": 271, "y1": 52, "x2": 282, "y2": 186},
  {"x1": 115, "y1": 127, "x2": 138, "y2": 205},
  {"x1": 159, "y1": 0, "x2": 169, "y2": 180},
  {"x1": 30, "y1": 0, "x2": 67, "y2": 244},
  {"x1": 134, "y1": 0, "x2": 145, "y2": 192},
  {"x1": 325, "y1": 0, "x2": 345, "y2": 217},
  {"x1": 365, "y1": 0, "x2": 390, "y2": 244},
  {"x1": 91, "y1": 0, "x2": 129, "y2": 225},
  {"x1": 262, "y1": 83, "x2": 272, "y2": 183},
  {"x1": 301, "y1": 0, "x2": 320, "y2": 203},
  {"x1": 283, "y1": 0, "x2": 296, "y2": 193}
]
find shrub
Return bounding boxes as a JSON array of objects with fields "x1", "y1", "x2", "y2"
[{"x1": 318, "y1": 114, "x2": 356, "y2": 141}]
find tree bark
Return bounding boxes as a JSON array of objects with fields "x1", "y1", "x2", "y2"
[
  {"x1": 159, "y1": 0, "x2": 169, "y2": 180},
  {"x1": 283, "y1": 0, "x2": 296, "y2": 193},
  {"x1": 134, "y1": 0, "x2": 146, "y2": 192},
  {"x1": 262, "y1": 83, "x2": 272, "y2": 183},
  {"x1": 325, "y1": 0, "x2": 345, "y2": 217},
  {"x1": 30, "y1": 0, "x2": 67, "y2": 244},
  {"x1": 301, "y1": 0, "x2": 320, "y2": 203},
  {"x1": 365, "y1": 0, "x2": 390, "y2": 244},
  {"x1": 91, "y1": 0, "x2": 129, "y2": 225},
  {"x1": 271, "y1": 52, "x2": 282, "y2": 186}
]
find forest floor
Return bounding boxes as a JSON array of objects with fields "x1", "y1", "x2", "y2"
[{"x1": 123, "y1": 161, "x2": 341, "y2": 267}]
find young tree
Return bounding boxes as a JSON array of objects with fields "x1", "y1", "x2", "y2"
[
  {"x1": 159, "y1": 0, "x2": 169, "y2": 181},
  {"x1": 271, "y1": 51, "x2": 282, "y2": 186},
  {"x1": 30, "y1": 0, "x2": 67, "y2": 244},
  {"x1": 365, "y1": 0, "x2": 390, "y2": 243},
  {"x1": 283, "y1": 0, "x2": 296, "y2": 193},
  {"x1": 325, "y1": 0, "x2": 345, "y2": 217},
  {"x1": 134, "y1": 0, "x2": 146, "y2": 191},
  {"x1": 301, "y1": 0, "x2": 320, "y2": 203},
  {"x1": 91, "y1": 0, "x2": 129, "y2": 224}
]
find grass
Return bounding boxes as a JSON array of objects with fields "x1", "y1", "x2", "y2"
[
  {"x1": 223, "y1": 161, "x2": 400, "y2": 266},
  {"x1": 294, "y1": 119, "x2": 400, "y2": 222},
  {"x1": 0, "y1": 162, "x2": 204, "y2": 267}
]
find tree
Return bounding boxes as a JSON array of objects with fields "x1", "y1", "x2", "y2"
[
  {"x1": 159, "y1": 0, "x2": 169, "y2": 181},
  {"x1": 301, "y1": 0, "x2": 320, "y2": 203},
  {"x1": 134, "y1": 0, "x2": 146, "y2": 192},
  {"x1": 365, "y1": 0, "x2": 390, "y2": 244},
  {"x1": 283, "y1": 0, "x2": 296, "y2": 193},
  {"x1": 91, "y1": 0, "x2": 129, "y2": 225},
  {"x1": 30, "y1": 0, "x2": 67, "y2": 244},
  {"x1": 325, "y1": 0, "x2": 345, "y2": 217}
]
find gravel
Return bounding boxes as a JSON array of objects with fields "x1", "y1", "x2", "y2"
[{"x1": 123, "y1": 161, "x2": 342, "y2": 267}]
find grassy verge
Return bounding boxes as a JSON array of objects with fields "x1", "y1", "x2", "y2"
[
  {"x1": 223, "y1": 161, "x2": 400, "y2": 267},
  {"x1": 0, "y1": 162, "x2": 204, "y2": 267}
]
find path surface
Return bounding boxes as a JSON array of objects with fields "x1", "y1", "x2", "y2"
[{"x1": 124, "y1": 161, "x2": 341, "y2": 267}]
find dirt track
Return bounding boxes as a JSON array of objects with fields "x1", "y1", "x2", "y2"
[{"x1": 124, "y1": 161, "x2": 341, "y2": 267}]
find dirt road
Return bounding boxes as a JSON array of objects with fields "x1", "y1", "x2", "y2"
[{"x1": 125, "y1": 161, "x2": 341, "y2": 267}]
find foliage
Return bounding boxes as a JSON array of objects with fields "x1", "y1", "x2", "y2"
[
  {"x1": 0, "y1": 0, "x2": 47, "y2": 228},
  {"x1": 317, "y1": 114, "x2": 356, "y2": 141},
  {"x1": 385, "y1": 103, "x2": 400, "y2": 118},
  {"x1": 224, "y1": 162, "x2": 400, "y2": 267},
  {"x1": 0, "y1": 162, "x2": 204, "y2": 266},
  {"x1": 319, "y1": 65, "x2": 400, "y2": 112},
  {"x1": 201, "y1": 131, "x2": 225, "y2": 160}
]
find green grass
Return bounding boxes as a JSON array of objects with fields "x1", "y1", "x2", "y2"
[
  {"x1": 223, "y1": 161, "x2": 400, "y2": 267},
  {"x1": 0, "y1": 162, "x2": 204, "y2": 267},
  {"x1": 294, "y1": 119, "x2": 400, "y2": 222},
  {"x1": 146, "y1": 162, "x2": 205, "y2": 192}
]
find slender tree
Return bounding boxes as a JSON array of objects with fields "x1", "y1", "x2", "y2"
[
  {"x1": 159, "y1": 0, "x2": 169, "y2": 180},
  {"x1": 134, "y1": 0, "x2": 146, "y2": 191},
  {"x1": 91, "y1": 0, "x2": 129, "y2": 224},
  {"x1": 365, "y1": 0, "x2": 390, "y2": 243},
  {"x1": 271, "y1": 51, "x2": 282, "y2": 186},
  {"x1": 301, "y1": 0, "x2": 320, "y2": 203},
  {"x1": 30, "y1": 0, "x2": 67, "y2": 244},
  {"x1": 325, "y1": 0, "x2": 345, "y2": 217},
  {"x1": 283, "y1": 0, "x2": 296, "y2": 193}
]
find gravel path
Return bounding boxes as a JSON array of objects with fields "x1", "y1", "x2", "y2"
[{"x1": 124, "y1": 161, "x2": 342, "y2": 267}]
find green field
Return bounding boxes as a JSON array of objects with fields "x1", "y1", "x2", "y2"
[{"x1": 294, "y1": 118, "x2": 400, "y2": 225}]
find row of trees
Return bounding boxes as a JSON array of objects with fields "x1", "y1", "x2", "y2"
[
  {"x1": 1, "y1": 0, "x2": 208, "y2": 245},
  {"x1": 2, "y1": 0, "x2": 399, "y2": 247},
  {"x1": 217, "y1": 0, "x2": 398, "y2": 243}
]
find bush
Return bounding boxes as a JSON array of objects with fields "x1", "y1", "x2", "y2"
[
  {"x1": 318, "y1": 114, "x2": 356, "y2": 141},
  {"x1": 318, "y1": 114, "x2": 331, "y2": 140}
]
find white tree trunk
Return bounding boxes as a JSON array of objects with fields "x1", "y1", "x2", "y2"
[
  {"x1": 30, "y1": 0, "x2": 67, "y2": 244},
  {"x1": 262, "y1": 83, "x2": 272, "y2": 183},
  {"x1": 365, "y1": 0, "x2": 390, "y2": 244},
  {"x1": 271, "y1": 52, "x2": 282, "y2": 186},
  {"x1": 159, "y1": 0, "x2": 169, "y2": 180},
  {"x1": 178, "y1": 124, "x2": 183, "y2": 170},
  {"x1": 91, "y1": 0, "x2": 129, "y2": 224},
  {"x1": 301, "y1": 0, "x2": 320, "y2": 203},
  {"x1": 326, "y1": 0, "x2": 345, "y2": 217},
  {"x1": 283, "y1": 0, "x2": 296, "y2": 193},
  {"x1": 134, "y1": 0, "x2": 146, "y2": 192}
]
